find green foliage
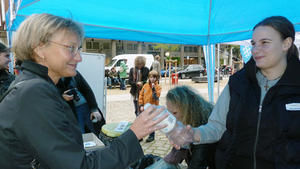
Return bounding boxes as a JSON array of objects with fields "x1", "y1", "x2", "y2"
[
  {"x1": 172, "y1": 56, "x2": 181, "y2": 65},
  {"x1": 153, "y1": 44, "x2": 180, "y2": 52},
  {"x1": 166, "y1": 56, "x2": 181, "y2": 65}
]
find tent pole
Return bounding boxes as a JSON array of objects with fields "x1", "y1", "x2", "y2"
[
  {"x1": 206, "y1": 0, "x2": 213, "y2": 103},
  {"x1": 217, "y1": 44, "x2": 220, "y2": 97}
]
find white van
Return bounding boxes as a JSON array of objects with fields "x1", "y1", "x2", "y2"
[{"x1": 105, "y1": 54, "x2": 154, "y2": 74}]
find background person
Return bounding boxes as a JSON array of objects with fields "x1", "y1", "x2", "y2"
[
  {"x1": 119, "y1": 59, "x2": 128, "y2": 90},
  {"x1": 139, "y1": 70, "x2": 162, "y2": 142},
  {"x1": 0, "y1": 13, "x2": 167, "y2": 169},
  {"x1": 129, "y1": 56, "x2": 150, "y2": 116},
  {"x1": 151, "y1": 55, "x2": 161, "y2": 82},
  {"x1": 107, "y1": 66, "x2": 120, "y2": 89},
  {"x1": 171, "y1": 16, "x2": 300, "y2": 169},
  {"x1": 57, "y1": 70, "x2": 105, "y2": 135},
  {"x1": 0, "y1": 42, "x2": 14, "y2": 97}
]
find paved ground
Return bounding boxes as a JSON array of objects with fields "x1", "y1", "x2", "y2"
[{"x1": 105, "y1": 76, "x2": 228, "y2": 167}]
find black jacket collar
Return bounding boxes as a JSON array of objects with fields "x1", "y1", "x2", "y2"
[
  {"x1": 245, "y1": 56, "x2": 300, "y2": 87},
  {"x1": 21, "y1": 60, "x2": 53, "y2": 84},
  {"x1": 0, "y1": 70, "x2": 11, "y2": 80}
]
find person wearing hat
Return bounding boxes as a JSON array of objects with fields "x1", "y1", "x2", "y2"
[{"x1": 0, "y1": 42, "x2": 15, "y2": 97}]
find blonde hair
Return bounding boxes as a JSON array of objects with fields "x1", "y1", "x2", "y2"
[
  {"x1": 12, "y1": 13, "x2": 84, "y2": 61},
  {"x1": 134, "y1": 56, "x2": 146, "y2": 67},
  {"x1": 166, "y1": 86, "x2": 213, "y2": 127}
]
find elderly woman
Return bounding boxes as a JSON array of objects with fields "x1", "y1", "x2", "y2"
[
  {"x1": 129, "y1": 56, "x2": 150, "y2": 116},
  {"x1": 0, "y1": 13, "x2": 166, "y2": 169}
]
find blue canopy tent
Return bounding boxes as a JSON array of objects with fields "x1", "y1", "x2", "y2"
[{"x1": 7, "y1": 0, "x2": 300, "y2": 102}]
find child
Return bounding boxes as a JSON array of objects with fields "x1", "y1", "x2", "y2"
[
  {"x1": 139, "y1": 70, "x2": 162, "y2": 142},
  {"x1": 146, "y1": 85, "x2": 215, "y2": 169}
]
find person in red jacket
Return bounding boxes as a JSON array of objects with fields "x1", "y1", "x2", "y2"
[{"x1": 139, "y1": 70, "x2": 162, "y2": 142}]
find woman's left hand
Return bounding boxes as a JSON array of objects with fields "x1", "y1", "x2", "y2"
[{"x1": 90, "y1": 111, "x2": 102, "y2": 121}]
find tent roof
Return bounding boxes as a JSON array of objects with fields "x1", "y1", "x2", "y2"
[{"x1": 10, "y1": 0, "x2": 300, "y2": 45}]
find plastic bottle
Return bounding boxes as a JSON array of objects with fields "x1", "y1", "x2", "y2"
[{"x1": 144, "y1": 103, "x2": 193, "y2": 147}]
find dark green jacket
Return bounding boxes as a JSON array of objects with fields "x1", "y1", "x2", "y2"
[{"x1": 0, "y1": 61, "x2": 143, "y2": 169}]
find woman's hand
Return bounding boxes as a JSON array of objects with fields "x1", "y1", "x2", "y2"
[
  {"x1": 130, "y1": 105, "x2": 168, "y2": 140},
  {"x1": 169, "y1": 125, "x2": 195, "y2": 150},
  {"x1": 62, "y1": 93, "x2": 74, "y2": 101},
  {"x1": 90, "y1": 111, "x2": 103, "y2": 121},
  {"x1": 140, "y1": 106, "x2": 144, "y2": 112}
]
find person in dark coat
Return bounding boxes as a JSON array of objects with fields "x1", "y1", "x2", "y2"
[
  {"x1": 0, "y1": 42, "x2": 14, "y2": 97},
  {"x1": 57, "y1": 71, "x2": 105, "y2": 135},
  {"x1": 129, "y1": 56, "x2": 150, "y2": 116},
  {"x1": 0, "y1": 13, "x2": 167, "y2": 169},
  {"x1": 170, "y1": 16, "x2": 300, "y2": 169}
]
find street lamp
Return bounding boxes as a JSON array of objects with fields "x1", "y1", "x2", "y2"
[{"x1": 165, "y1": 52, "x2": 170, "y2": 57}]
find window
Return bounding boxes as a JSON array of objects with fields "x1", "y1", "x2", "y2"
[
  {"x1": 86, "y1": 42, "x2": 92, "y2": 49},
  {"x1": 86, "y1": 41, "x2": 99, "y2": 49},
  {"x1": 116, "y1": 59, "x2": 126, "y2": 67},
  {"x1": 93, "y1": 42, "x2": 99, "y2": 49},
  {"x1": 148, "y1": 44, "x2": 154, "y2": 50},
  {"x1": 103, "y1": 43, "x2": 110, "y2": 49},
  {"x1": 184, "y1": 46, "x2": 198, "y2": 52},
  {"x1": 127, "y1": 44, "x2": 133, "y2": 50}
]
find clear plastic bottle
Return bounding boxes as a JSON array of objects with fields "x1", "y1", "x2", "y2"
[{"x1": 144, "y1": 103, "x2": 193, "y2": 147}]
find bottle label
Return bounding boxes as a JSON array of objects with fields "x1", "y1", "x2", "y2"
[
  {"x1": 144, "y1": 103, "x2": 177, "y2": 133},
  {"x1": 158, "y1": 112, "x2": 176, "y2": 133}
]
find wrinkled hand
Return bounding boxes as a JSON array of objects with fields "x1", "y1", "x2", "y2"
[
  {"x1": 130, "y1": 105, "x2": 168, "y2": 140},
  {"x1": 90, "y1": 111, "x2": 102, "y2": 121},
  {"x1": 168, "y1": 124, "x2": 194, "y2": 149}
]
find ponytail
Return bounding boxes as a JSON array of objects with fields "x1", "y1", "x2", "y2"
[{"x1": 287, "y1": 44, "x2": 299, "y2": 61}]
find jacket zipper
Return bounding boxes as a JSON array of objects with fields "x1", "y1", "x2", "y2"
[{"x1": 253, "y1": 105, "x2": 262, "y2": 169}]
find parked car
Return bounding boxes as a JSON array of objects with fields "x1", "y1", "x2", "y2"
[
  {"x1": 221, "y1": 65, "x2": 232, "y2": 75},
  {"x1": 177, "y1": 64, "x2": 206, "y2": 79}
]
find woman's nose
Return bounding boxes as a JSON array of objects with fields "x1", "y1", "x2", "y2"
[{"x1": 74, "y1": 52, "x2": 82, "y2": 62}]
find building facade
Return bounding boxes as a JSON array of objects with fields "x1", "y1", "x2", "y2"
[{"x1": 83, "y1": 38, "x2": 205, "y2": 68}]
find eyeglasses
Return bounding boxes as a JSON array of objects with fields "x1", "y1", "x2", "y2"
[{"x1": 48, "y1": 41, "x2": 82, "y2": 56}]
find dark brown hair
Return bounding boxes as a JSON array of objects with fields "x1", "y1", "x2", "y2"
[{"x1": 254, "y1": 16, "x2": 298, "y2": 61}]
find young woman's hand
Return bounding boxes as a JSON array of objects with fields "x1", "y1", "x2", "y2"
[{"x1": 167, "y1": 124, "x2": 194, "y2": 149}]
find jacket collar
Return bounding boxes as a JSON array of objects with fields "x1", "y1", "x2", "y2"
[
  {"x1": 21, "y1": 60, "x2": 53, "y2": 83},
  {"x1": 245, "y1": 56, "x2": 300, "y2": 87},
  {"x1": 0, "y1": 69, "x2": 10, "y2": 80}
]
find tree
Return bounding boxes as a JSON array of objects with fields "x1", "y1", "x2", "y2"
[{"x1": 153, "y1": 44, "x2": 180, "y2": 52}]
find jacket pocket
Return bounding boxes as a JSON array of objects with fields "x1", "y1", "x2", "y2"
[{"x1": 285, "y1": 140, "x2": 300, "y2": 163}]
